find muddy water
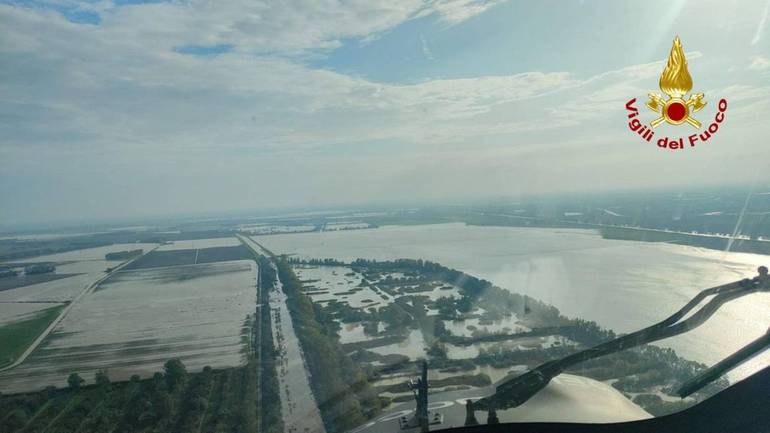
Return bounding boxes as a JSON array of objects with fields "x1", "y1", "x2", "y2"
[
  {"x1": 0, "y1": 260, "x2": 256, "y2": 393},
  {"x1": 0, "y1": 243, "x2": 159, "y2": 303},
  {"x1": 240, "y1": 236, "x2": 326, "y2": 433},
  {"x1": 258, "y1": 223, "x2": 770, "y2": 382},
  {"x1": 270, "y1": 270, "x2": 326, "y2": 433}
]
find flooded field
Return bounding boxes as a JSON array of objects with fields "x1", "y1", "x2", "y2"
[
  {"x1": 240, "y1": 224, "x2": 316, "y2": 235},
  {"x1": 156, "y1": 237, "x2": 242, "y2": 251},
  {"x1": 288, "y1": 260, "x2": 584, "y2": 404},
  {"x1": 258, "y1": 223, "x2": 770, "y2": 382},
  {"x1": 270, "y1": 268, "x2": 326, "y2": 433},
  {"x1": 323, "y1": 222, "x2": 372, "y2": 231},
  {"x1": 296, "y1": 265, "x2": 386, "y2": 309},
  {"x1": 125, "y1": 244, "x2": 252, "y2": 270},
  {"x1": 0, "y1": 302, "x2": 63, "y2": 325},
  {"x1": 0, "y1": 243, "x2": 158, "y2": 303},
  {"x1": 442, "y1": 312, "x2": 528, "y2": 338},
  {"x1": 0, "y1": 259, "x2": 257, "y2": 393},
  {"x1": 238, "y1": 235, "x2": 326, "y2": 433}
]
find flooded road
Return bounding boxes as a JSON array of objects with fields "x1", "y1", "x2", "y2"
[
  {"x1": 239, "y1": 235, "x2": 326, "y2": 433},
  {"x1": 270, "y1": 268, "x2": 326, "y2": 433}
]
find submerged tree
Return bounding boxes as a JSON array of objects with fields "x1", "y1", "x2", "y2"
[{"x1": 67, "y1": 373, "x2": 84, "y2": 390}]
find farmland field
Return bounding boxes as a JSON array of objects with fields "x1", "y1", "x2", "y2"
[
  {"x1": 0, "y1": 302, "x2": 65, "y2": 325},
  {"x1": 155, "y1": 237, "x2": 242, "y2": 251},
  {"x1": 0, "y1": 273, "x2": 78, "y2": 292},
  {"x1": 0, "y1": 243, "x2": 159, "y2": 304},
  {"x1": 0, "y1": 305, "x2": 64, "y2": 368},
  {"x1": 124, "y1": 245, "x2": 252, "y2": 270},
  {"x1": 0, "y1": 243, "x2": 160, "y2": 372},
  {"x1": 0, "y1": 240, "x2": 257, "y2": 393}
]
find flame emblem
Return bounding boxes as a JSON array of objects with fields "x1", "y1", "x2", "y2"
[{"x1": 646, "y1": 36, "x2": 706, "y2": 128}]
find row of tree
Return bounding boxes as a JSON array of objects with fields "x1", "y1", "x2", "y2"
[
  {"x1": 275, "y1": 257, "x2": 384, "y2": 433},
  {"x1": 255, "y1": 255, "x2": 284, "y2": 433},
  {"x1": 0, "y1": 358, "x2": 262, "y2": 433}
]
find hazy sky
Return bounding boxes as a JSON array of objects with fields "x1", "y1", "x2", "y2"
[{"x1": 1, "y1": 0, "x2": 770, "y2": 225}]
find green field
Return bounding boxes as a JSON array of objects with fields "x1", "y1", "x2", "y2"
[{"x1": 0, "y1": 305, "x2": 65, "y2": 369}]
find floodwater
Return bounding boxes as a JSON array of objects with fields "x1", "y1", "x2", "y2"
[
  {"x1": 295, "y1": 266, "x2": 384, "y2": 308},
  {"x1": 0, "y1": 260, "x2": 256, "y2": 393},
  {"x1": 0, "y1": 243, "x2": 159, "y2": 303},
  {"x1": 156, "y1": 237, "x2": 241, "y2": 251},
  {"x1": 269, "y1": 267, "x2": 327, "y2": 433},
  {"x1": 0, "y1": 302, "x2": 62, "y2": 325},
  {"x1": 239, "y1": 235, "x2": 326, "y2": 433},
  {"x1": 369, "y1": 329, "x2": 427, "y2": 360},
  {"x1": 258, "y1": 223, "x2": 770, "y2": 382},
  {"x1": 443, "y1": 313, "x2": 529, "y2": 338}
]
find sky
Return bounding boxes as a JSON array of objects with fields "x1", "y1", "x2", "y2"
[{"x1": 1, "y1": 0, "x2": 770, "y2": 225}]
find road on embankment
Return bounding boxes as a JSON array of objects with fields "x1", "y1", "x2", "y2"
[{"x1": 238, "y1": 234, "x2": 327, "y2": 433}]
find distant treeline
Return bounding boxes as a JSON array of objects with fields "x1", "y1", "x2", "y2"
[
  {"x1": 105, "y1": 249, "x2": 143, "y2": 261},
  {"x1": 24, "y1": 263, "x2": 56, "y2": 275},
  {"x1": 463, "y1": 212, "x2": 770, "y2": 256},
  {"x1": 599, "y1": 226, "x2": 770, "y2": 255},
  {"x1": 0, "y1": 267, "x2": 19, "y2": 278},
  {"x1": 377, "y1": 206, "x2": 770, "y2": 256},
  {"x1": 290, "y1": 257, "x2": 347, "y2": 266},
  {"x1": 0, "y1": 230, "x2": 237, "y2": 262}
]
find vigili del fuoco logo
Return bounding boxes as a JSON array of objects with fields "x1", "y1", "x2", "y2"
[{"x1": 625, "y1": 36, "x2": 727, "y2": 150}]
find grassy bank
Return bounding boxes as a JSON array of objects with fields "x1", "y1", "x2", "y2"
[{"x1": 0, "y1": 305, "x2": 65, "y2": 369}]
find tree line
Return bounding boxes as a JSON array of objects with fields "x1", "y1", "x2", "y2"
[
  {"x1": 0, "y1": 358, "x2": 261, "y2": 433},
  {"x1": 287, "y1": 257, "x2": 729, "y2": 415},
  {"x1": 275, "y1": 257, "x2": 384, "y2": 433}
]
